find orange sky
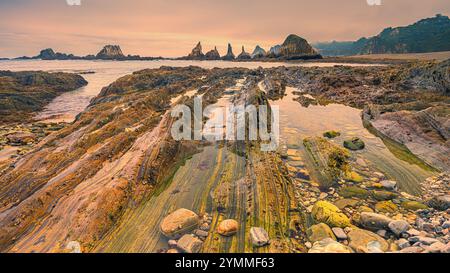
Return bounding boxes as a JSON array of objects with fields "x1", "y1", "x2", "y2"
[{"x1": 0, "y1": 0, "x2": 449, "y2": 57}]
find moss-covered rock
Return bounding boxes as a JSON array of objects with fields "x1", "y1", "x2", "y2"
[
  {"x1": 306, "y1": 223, "x2": 336, "y2": 243},
  {"x1": 339, "y1": 186, "x2": 369, "y2": 199},
  {"x1": 311, "y1": 201, "x2": 352, "y2": 228},
  {"x1": 343, "y1": 137, "x2": 365, "y2": 151},
  {"x1": 334, "y1": 198, "x2": 360, "y2": 210},
  {"x1": 323, "y1": 130, "x2": 341, "y2": 139},
  {"x1": 400, "y1": 201, "x2": 428, "y2": 211},
  {"x1": 375, "y1": 201, "x2": 398, "y2": 213},
  {"x1": 371, "y1": 190, "x2": 398, "y2": 201}
]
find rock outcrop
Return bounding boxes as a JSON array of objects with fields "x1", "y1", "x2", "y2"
[
  {"x1": 267, "y1": 45, "x2": 281, "y2": 58},
  {"x1": 204, "y1": 47, "x2": 221, "y2": 60},
  {"x1": 0, "y1": 71, "x2": 87, "y2": 123},
  {"x1": 222, "y1": 43, "x2": 235, "y2": 60},
  {"x1": 96, "y1": 45, "x2": 125, "y2": 60},
  {"x1": 237, "y1": 46, "x2": 251, "y2": 60},
  {"x1": 279, "y1": 34, "x2": 321, "y2": 59},
  {"x1": 187, "y1": 42, "x2": 205, "y2": 60},
  {"x1": 251, "y1": 45, "x2": 266, "y2": 59}
]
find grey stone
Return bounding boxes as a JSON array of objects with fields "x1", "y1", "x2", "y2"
[
  {"x1": 428, "y1": 195, "x2": 450, "y2": 211},
  {"x1": 177, "y1": 234, "x2": 203, "y2": 253},
  {"x1": 423, "y1": 241, "x2": 446, "y2": 253},
  {"x1": 308, "y1": 238, "x2": 353, "y2": 253},
  {"x1": 380, "y1": 180, "x2": 397, "y2": 190},
  {"x1": 408, "y1": 236, "x2": 439, "y2": 245},
  {"x1": 376, "y1": 229, "x2": 388, "y2": 238},
  {"x1": 250, "y1": 227, "x2": 270, "y2": 247},
  {"x1": 388, "y1": 220, "x2": 410, "y2": 236},
  {"x1": 168, "y1": 239, "x2": 178, "y2": 248},
  {"x1": 194, "y1": 229, "x2": 209, "y2": 238},
  {"x1": 442, "y1": 221, "x2": 450, "y2": 229},
  {"x1": 399, "y1": 246, "x2": 424, "y2": 253},
  {"x1": 360, "y1": 212, "x2": 392, "y2": 230},
  {"x1": 396, "y1": 238, "x2": 410, "y2": 249},
  {"x1": 332, "y1": 227, "x2": 347, "y2": 240}
]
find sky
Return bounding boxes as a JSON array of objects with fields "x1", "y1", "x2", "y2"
[{"x1": 0, "y1": 0, "x2": 449, "y2": 58}]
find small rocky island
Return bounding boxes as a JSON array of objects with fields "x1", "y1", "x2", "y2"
[
  {"x1": 16, "y1": 45, "x2": 163, "y2": 61},
  {"x1": 180, "y1": 34, "x2": 322, "y2": 61}
]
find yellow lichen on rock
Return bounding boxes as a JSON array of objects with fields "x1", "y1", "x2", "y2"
[{"x1": 311, "y1": 201, "x2": 352, "y2": 228}]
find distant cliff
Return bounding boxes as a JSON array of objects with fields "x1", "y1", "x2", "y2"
[{"x1": 315, "y1": 14, "x2": 450, "y2": 56}]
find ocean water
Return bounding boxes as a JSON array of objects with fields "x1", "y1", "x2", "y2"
[{"x1": 0, "y1": 59, "x2": 379, "y2": 123}]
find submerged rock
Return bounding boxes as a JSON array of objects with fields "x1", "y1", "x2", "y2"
[
  {"x1": 323, "y1": 131, "x2": 341, "y2": 138},
  {"x1": 400, "y1": 201, "x2": 428, "y2": 211},
  {"x1": 339, "y1": 186, "x2": 369, "y2": 199},
  {"x1": 177, "y1": 234, "x2": 203, "y2": 253},
  {"x1": 306, "y1": 223, "x2": 336, "y2": 243},
  {"x1": 311, "y1": 201, "x2": 352, "y2": 228},
  {"x1": 371, "y1": 190, "x2": 398, "y2": 201},
  {"x1": 160, "y1": 208, "x2": 200, "y2": 239},
  {"x1": 308, "y1": 238, "x2": 353, "y2": 253},
  {"x1": 217, "y1": 219, "x2": 239, "y2": 236},
  {"x1": 250, "y1": 227, "x2": 270, "y2": 247},
  {"x1": 343, "y1": 137, "x2": 365, "y2": 150}
]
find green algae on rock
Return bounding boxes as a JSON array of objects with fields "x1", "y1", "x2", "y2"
[
  {"x1": 323, "y1": 130, "x2": 341, "y2": 139},
  {"x1": 343, "y1": 137, "x2": 365, "y2": 151}
]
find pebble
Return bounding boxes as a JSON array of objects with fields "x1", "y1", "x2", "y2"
[
  {"x1": 388, "y1": 220, "x2": 410, "y2": 236},
  {"x1": 408, "y1": 236, "x2": 439, "y2": 245},
  {"x1": 331, "y1": 227, "x2": 347, "y2": 240},
  {"x1": 396, "y1": 238, "x2": 410, "y2": 249},
  {"x1": 319, "y1": 192, "x2": 328, "y2": 200},
  {"x1": 168, "y1": 239, "x2": 178, "y2": 248},
  {"x1": 376, "y1": 229, "x2": 387, "y2": 238}
]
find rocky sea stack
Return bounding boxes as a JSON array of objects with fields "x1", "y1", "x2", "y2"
[
  {"x1": 280, "y1": 34, "x2": 322, "y2": 60},
  {"x1": 96, "y1": 45, "x2": 125, "y2": 60},
  {"x1": 222, "y1": 43, "x2": 235, "y2": 60},
  {"x1": 237, "y1": 46, "x2": 251, "y2": 60},
  {"x1": 251, "y1": 45, "x2": 266, "y2": 59},
  {"x1": 205, "y1": 47, "x2": 221, "y2": 60},
  {"x1": 187, "y1": 42, "x2": 205, "y2": 60}
]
